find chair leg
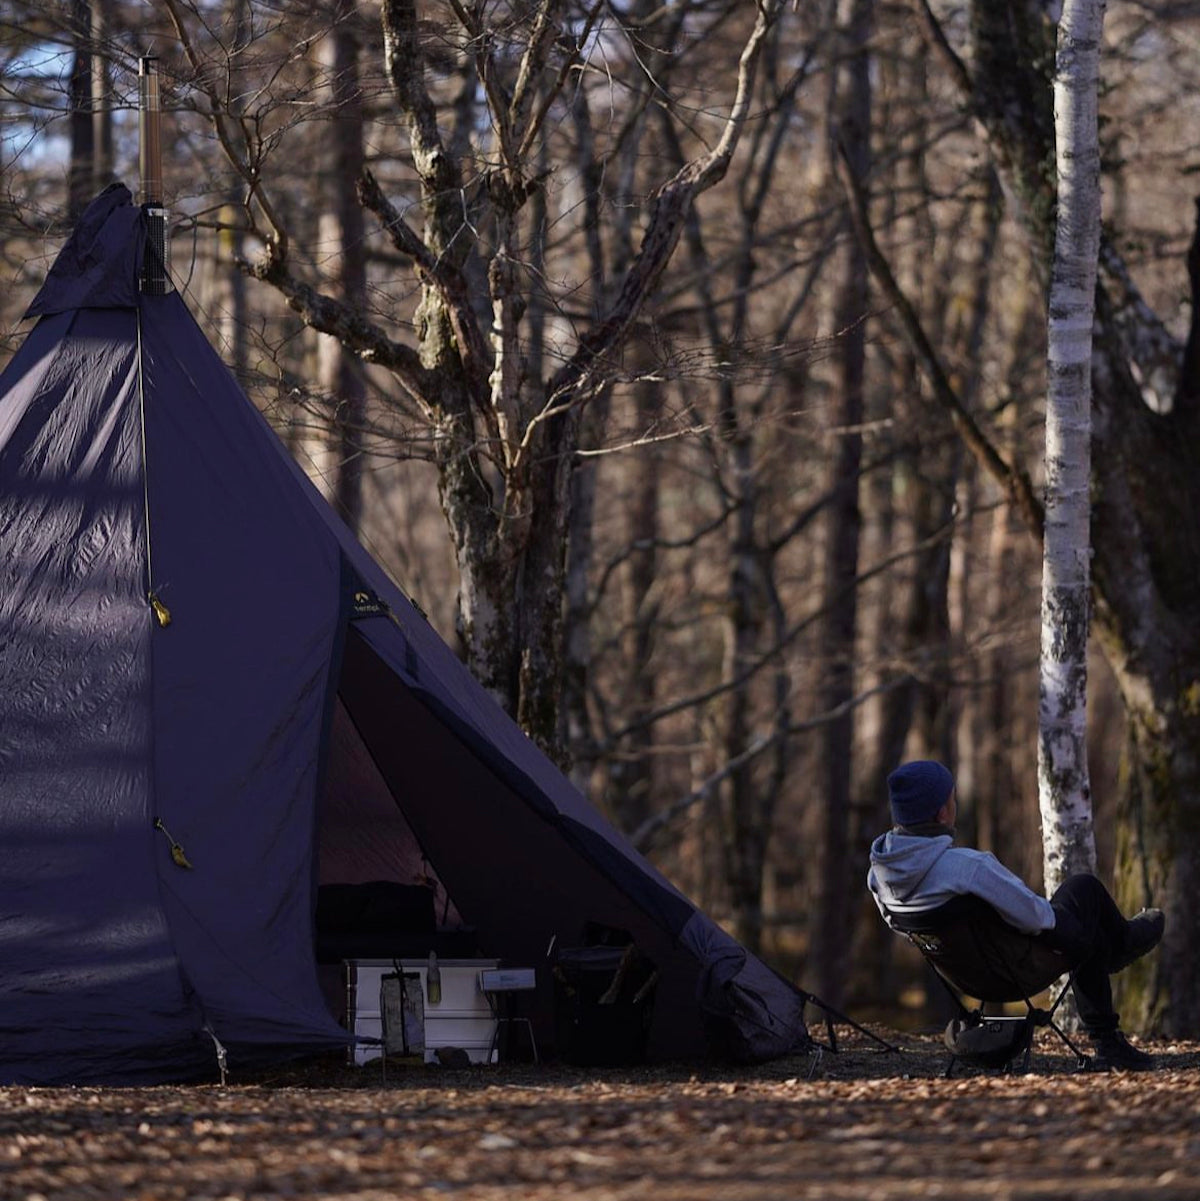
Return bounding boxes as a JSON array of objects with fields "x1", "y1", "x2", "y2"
[
  {"x1": 1045, "y1": 1019, "x2": 1092, "y2": 1069},
  {"x1": 802, "y1": 993, "x2": 899, "y2": 1052}
]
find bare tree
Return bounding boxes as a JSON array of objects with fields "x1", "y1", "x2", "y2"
[{"x1": 159, "y1": 0, "x2": 785, "y2": 763}]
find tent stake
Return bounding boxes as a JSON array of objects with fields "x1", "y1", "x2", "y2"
[{"x1": 204, "y1": 1024, "x2": 228, "y2": 1085}]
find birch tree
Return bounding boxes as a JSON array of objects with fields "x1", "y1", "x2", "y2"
[
  {"x1": 159, "y1": 0, "x2": 786, "y2": 764},
  {"x1": 875, "y1": 0, "x2": 1200, "y2": 1032},
  {"x1": 1037, "y1": 0, "x2": 1105, "y2": 892},
  {"x1": 316, "y1": 0, "x2": 368, "y2": 535}
]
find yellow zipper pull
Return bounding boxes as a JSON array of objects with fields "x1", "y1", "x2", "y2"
[
  {"x1": 149, "y1": 592, "x2": 172, "y2": 628},
  {"x1": 154, "y1": 817, "x2": 193, "y2": 869}
]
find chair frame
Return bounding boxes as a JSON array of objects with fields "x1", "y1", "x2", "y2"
[{"x1": 885, "y1": 894, "x2": 1092, "y2": 1076}]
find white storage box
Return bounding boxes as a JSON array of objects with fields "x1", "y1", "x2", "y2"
[{"x1": 346, "y1": 958, "x2": 499, "y2": 1065}]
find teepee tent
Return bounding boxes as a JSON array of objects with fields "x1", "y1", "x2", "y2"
[{"x1": 0, "y1": 186, "x2": 809, "y2": 1084}]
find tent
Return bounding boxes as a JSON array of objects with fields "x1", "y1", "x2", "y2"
[{"x1": 0, "y1": 186, "x2": 810, "y2": 1084}]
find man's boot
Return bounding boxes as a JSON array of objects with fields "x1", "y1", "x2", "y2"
[
  {"x1": 1110, "y1": 909, "x2": 1164, "y2": 973},
  {"x1": 1089, "y1": 1029, "x2": 1155, "y2": 1072}
]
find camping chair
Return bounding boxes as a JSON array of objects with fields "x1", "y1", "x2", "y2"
[{"x1": 884, "y1": 894, "x2": 1091, "y2": 1076}]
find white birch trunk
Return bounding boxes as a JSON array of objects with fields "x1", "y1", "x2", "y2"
[{"x1": 1038, "y1": 0, "x2": 1106, "y2": 893}]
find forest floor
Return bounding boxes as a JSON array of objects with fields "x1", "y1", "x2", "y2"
[{"x1": 3, "y1": 1028, "x2": 1200, "y2": 1201}]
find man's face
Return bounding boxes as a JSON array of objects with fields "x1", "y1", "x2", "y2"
[{"x1": 941, "y1": 788, "x2": 958, "y2": 827}]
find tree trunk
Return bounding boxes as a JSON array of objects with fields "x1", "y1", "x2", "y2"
[
  {"x1": 605, "y1": 381, "x2": 661, "y2": 835},
  {"x1": 68, "y1": 0, "x2": 95, "y2": 223},
  {"x1": 318, "y1": 0, "x2": 368, "y2": 533},
  {"x1": 812, "y1": 0, "x2": 873, "y2": 1008},
  {"x1": 718, "y1": 425, "x2": 767, "y2": 953},
  {"x1": 218, "y1": 0, "x2": 250, "y2": 383},
  {"x1": 562, "y1": 66, "x2": 644, "y2": 788},
  {"x1": 91, "y1": 0, "x2": 113, "y2": 194},
  {"x1": 1037, "y1": 0, "x2": 1104, "y2": 891}
]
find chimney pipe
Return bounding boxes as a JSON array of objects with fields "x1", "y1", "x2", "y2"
[{"x1": 138, "y1": 56, "x2": 170, "y2": 294}]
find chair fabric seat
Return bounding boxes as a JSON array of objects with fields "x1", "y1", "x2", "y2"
[{"x1": 887, "y1": 893, "x2": 1072, "y2": 1003}]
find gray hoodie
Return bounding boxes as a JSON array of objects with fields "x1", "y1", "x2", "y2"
[{"x1": 867, "y1": 830, "x2": 1055, "y2": 935}]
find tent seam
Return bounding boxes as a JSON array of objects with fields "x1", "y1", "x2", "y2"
[{"x1": 136, "y1": 308, "x2": 156, "y2": 603}]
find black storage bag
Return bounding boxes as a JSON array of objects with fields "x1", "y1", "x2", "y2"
[
  {"x1": 944, "y1": 1015, "x2": 1034, "y2": 1070},
  {"x1": 553, "y1": 927, "x2": 657, "y2": 1066}
]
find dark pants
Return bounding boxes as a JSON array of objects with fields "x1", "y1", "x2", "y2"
[{"x1": 1040, "y1": 873, "x2": 1133, "y2": 1035}]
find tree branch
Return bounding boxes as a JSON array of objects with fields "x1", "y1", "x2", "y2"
[
  {"x1": 909, "y1": 0, "x2": 975, "y2": 99},
  {"x1": 381, "y1": 0, "x2": 469, "y2": 263},
  {"x1": 630, "y1": 677, "x2": 908, "y2": 852},
  {"x1": 834, "y1": 137, "x2": 1045, "y2": 540},
  {"x1": 357, "y1": 168, "x2": 491, "y2": 403},
  {"x1": 605, "y1": 516, "x2": 959, "y2": 746},
  {"x1": 515, "y1": 1, "x2": 605, "y2": 163},
  {"x1": 244, "y1": 254, "x2": 432, "y2": 404},
  {"x1": 1098, "y1": 235, "x2": 1184, "y2": 415},
  {"x1": 159, "y1": 0, "x2": 292, "y2": 261},
  {"x1": 542, "y1": 0, "x2": 785, "y2": 411}
]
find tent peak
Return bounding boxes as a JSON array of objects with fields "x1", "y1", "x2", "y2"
[{"x1": 25, "y1": 184, "x2": 146, "y2": 318}]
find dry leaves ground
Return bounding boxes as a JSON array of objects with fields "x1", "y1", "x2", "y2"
[{"x1": 3, "y1": 1030, "x2": 1199, "y2": 1201}]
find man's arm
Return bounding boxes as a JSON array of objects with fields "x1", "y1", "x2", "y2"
[{"x1": 965, "y1": 852, "x2": 1056, "y2": 934}]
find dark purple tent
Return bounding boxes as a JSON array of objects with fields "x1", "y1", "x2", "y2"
[{"x1": 0, "y1": 186, "x2": 809, "y2": 1084}]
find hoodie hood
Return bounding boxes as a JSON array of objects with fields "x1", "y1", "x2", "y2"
[{"x1": 867, "y1": 829, "x2": 954, "y2": 909}]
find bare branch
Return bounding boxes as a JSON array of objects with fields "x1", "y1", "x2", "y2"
[
  {"x1": 508, "y1": 0, "x2": 562, "y2": 157},
  {"x1": 1098, "y1": 236, "x2": 1183, "y2": 414},
  {"x1": 909, "y1": 0, "x2": 974, "y2": 99},
  {"x1": 543, "y1": 0, "x2": 786, "y2": 410},
  {"x1": 380, "y1": 0, "x2": 469, "y2": 262},
  {"x1": 605, "y1": 516, "x2": 959, "y2": 746},
  {"x1": 515, "y1": 1, "x2": 606, "y2": 163},
  {"x1": 834, "y1": 137, "x2": 1045, "y2": 541},
  {"x1": 631, "y1": 678, "x2": 909, "y2": 852},
  {"x1": 244, "y1": 254, "x2": 432, "y2": 407},
  {"x1": 159, "y1": 0, "x2": 291, "y2": 260}
]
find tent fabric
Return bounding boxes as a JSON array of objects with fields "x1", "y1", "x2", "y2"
[
  {"x1": 26, "y1": 184, "x2": 144, "y2": 317},
  {"x1": 0, "y1": 186, "x2": 810, "y2": 1083}
]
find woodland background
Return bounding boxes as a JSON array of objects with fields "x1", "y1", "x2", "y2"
[{"x1": 2, "y1": 0, "x2": 1199, "y2": 1032}]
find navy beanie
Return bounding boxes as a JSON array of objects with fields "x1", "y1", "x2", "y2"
[{"x1": 887, "y1": 760, "x2": 955, "y2": 826}]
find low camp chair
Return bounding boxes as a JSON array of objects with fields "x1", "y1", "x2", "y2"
[{"x1": 884, "y1": 894, "x2": 1091, "y2": 1076}]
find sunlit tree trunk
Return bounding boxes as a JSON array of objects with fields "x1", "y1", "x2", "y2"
[
  {"x1": 1037, "y1": 0, "x2": 1105, "y2": 891},
  {"x1": 318, "y1": 0, "x2": 368, "y2": 534},
  {"x1": 218, "y1": 0, "x2": 249, "y2": 382}
]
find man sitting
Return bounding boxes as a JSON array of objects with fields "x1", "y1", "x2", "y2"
[{"x1": 867, "y1": 760, "x2": 1164, "y2": 1071}]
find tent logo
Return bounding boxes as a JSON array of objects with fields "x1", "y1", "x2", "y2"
[{"x1": 351, "y1": 590, "x2": 390, "y2": 619}]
